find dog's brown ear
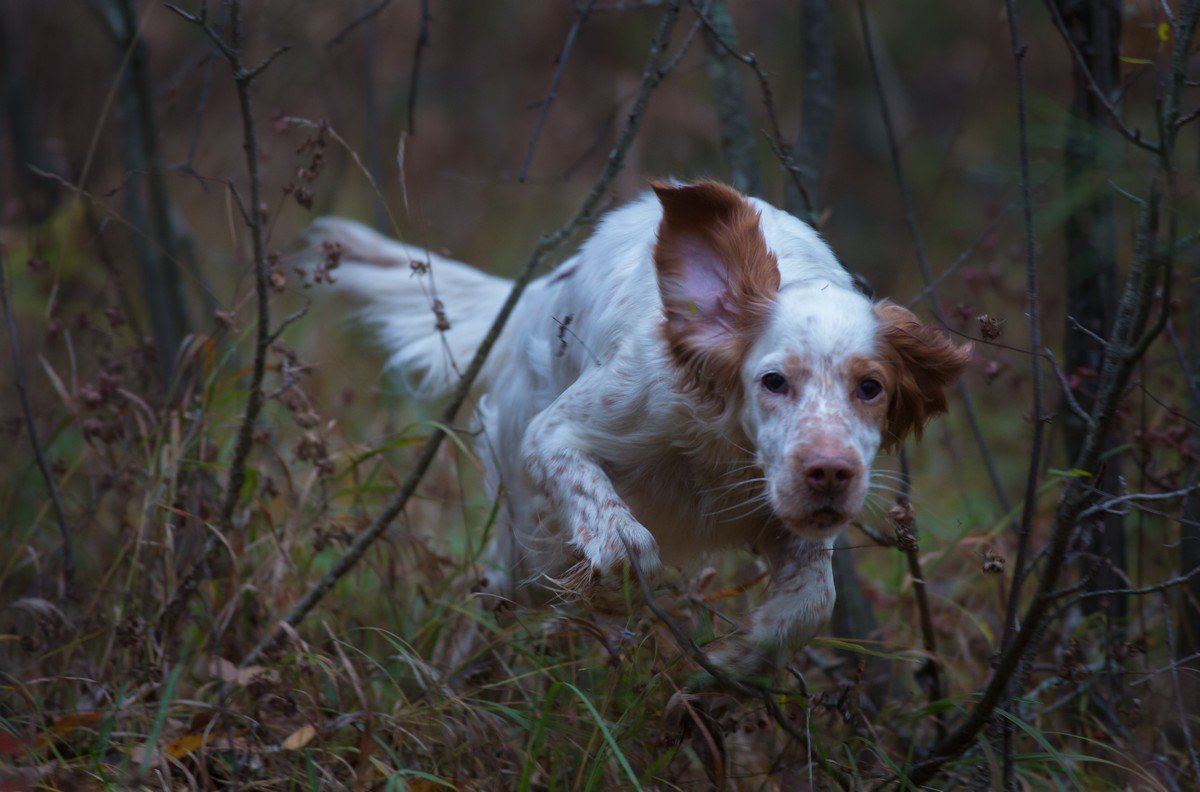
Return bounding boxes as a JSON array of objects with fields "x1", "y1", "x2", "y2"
[
  {"x1": 651, "y1": 181, "x2": 780, "y2": 405},
  {"x1": 875, "y1": 301, "x2": 972, "y2": 451}
]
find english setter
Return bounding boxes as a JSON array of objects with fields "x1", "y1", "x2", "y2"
[{"x1": 311, "y1": 181, "x2": 970, "y2": 677}]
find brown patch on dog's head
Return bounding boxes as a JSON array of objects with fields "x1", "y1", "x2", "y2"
[
  {"x1": 652, "y1": 181, "x2": 781, "y2": 414},
  {"x1": 874, "y1": 301, "x2": 972, "y2": 451}
]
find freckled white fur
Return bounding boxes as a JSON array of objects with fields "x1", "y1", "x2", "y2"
[{"x1": 310, "y1": 189, "x2": 882, "y2": 670}]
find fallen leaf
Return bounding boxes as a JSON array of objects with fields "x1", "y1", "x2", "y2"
[
  {"x1": 702, "y1": 571, "x2": 767, "y2": 603},
  {"x1": 48, "y1": 712, "x2": 102, "y2": 735},
  {"x1": 281, "y1": 724, "x2": 317, "y2": 750},
  {"x1": 0, "y1": 732, "x2": 30, "y2": 759},
  {"x1": 165, "y1": 731, "x2": 212, "y2": 759}
]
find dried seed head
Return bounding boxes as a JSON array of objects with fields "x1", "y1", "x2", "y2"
[
  {"x1": 894, "y1": 525, "x2": 918, "y2": 553},
  {"x1": 213, "y1": 309, "x2": 237, "y2": 332},
  {"x1": 977, "y1": 313, "x2": 1002, "y2": 341},
  {"x1": 888, "y1": 499, "x2": 915, "y2": 529}
]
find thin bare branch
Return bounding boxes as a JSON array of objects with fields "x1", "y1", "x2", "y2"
[
  {"x1": 856, "y1": 0, "x2": 1012, "y2": 519},
  {"x1": 238, "y1": 1, "x2": 685, "y2": 668},
  {"x1": 1053, "y1": 565, "x2": 1200, "y2": 613},
  {"x1": 519, "y1": 0, "x2": 597, "y2": 183},
  {"x1": 907, "y1": 6, "x2": 1199, "y2": 780},
  {"x1": 687, "y1": 0, "x2": 814, "y2": 219},
  {"x1": 618, "y1": 534, "x2": 851, "y2": 791},
  {"x1": 701, "y1": 0, "x2": 763, "y2": 196},
  {"x1": 325, "y1": 0, "x2": 393, "y2": 50},
  {"x1": 1046, "y1": 349, "x2": 1096, "y2": 430},
  {"x1": 406, "y1": 0, "x2": 431, "y2": 136},
  {"x1": 786, "y1": 0, "x2": 834, "y2": 217},
  {"x1": 241, "y1": 44, "x2": 290, "y2": 83},
  {"x1": 1042, "y1": 0, "x2": 1162, "y2": 153},
  {"x1": 159, "y1": 0, "x2": 290, "y2": 637},
  {"x1": 0, "y1": 248, "x2": 74, "y2": 595},
  {"x1": 996, "y1": 2, "x2": 1046, "y2": 780}
]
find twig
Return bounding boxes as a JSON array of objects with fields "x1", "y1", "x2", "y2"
[
  {"x1": 1161, "y1": 592, "x2": 1200, "y2": 780},
  {"x1": 700, "y1": 0, "x2": 762, "y2": 197},
  {"x1": 325, "y1": 0, "x2": 393, "y2": 50},
  {"x1": 518, "y1": 0, "x2": 596, "y2": 183},
  {"x1": 907, "y1": 6, "x2": 1200, "y2": 782},
  {"x1": 618, "y1": 534, "x2": 851, "y2": 791},
  {"x1": 267, "y1": 299, "x2": 312, "y2": 346},
  {"x1": 855, "y1": 0, "x2": 1012, "y2": 518},
  {"x1": 238, "y1": 1, "x2": 684, "y2": 668},
  {"x1": 688, "y1": 0, "x2": 814, "y2": 219},
  {"x1": 896, "y1": 450, "x2": 944, "y2": 736},
  {"x1": 997, "y1": 2, "x2": 1045, "y2": 783},
  {"x1": 0, "y1": 248, "x2": 74, "y2": 595},
  {"x1": 1076, "y1": 480, "x2": 1200, "y2": 522},
  {"x1": 786, "y1": 0, "x2": 834, "y2": 217},
  {"x1": 98, "y1": 0, "x2": 191, "y2": 383},
  {"x1": 904, "y1": 189, "x2": 1022, "y2": 309},
  {"x1": 1042, "y1": 0, "x2": 1161, "y2": 154},
  {"x1": 406, "y1": 0, "x2": 431, "y2": 136},
  {"x1": 1052, "y1": 563, "x2": 1200, "y2": 614},
  {"x1": 1045, "y1": 349, "x2": 1095, "y2": 430},
  {"x1": 159, "y1": 0, "x2": 287, "y2": 636},
  {"x1": 1166, "y1": 320, "x2": 1200, "y2": 414}
]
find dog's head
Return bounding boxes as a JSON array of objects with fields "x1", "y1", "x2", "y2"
[{"x1": 652, "y1": 181, "x2": 971, "y2": 540}]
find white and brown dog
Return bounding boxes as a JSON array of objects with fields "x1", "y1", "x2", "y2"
[{"x1": 310, "y1": 181, "x2": 969, "y2": 677}]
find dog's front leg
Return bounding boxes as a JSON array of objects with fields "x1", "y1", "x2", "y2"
[
  {"x1": 705, "y1": 531, "x2": 836, "y2": 680},
  {"x1": 521, "y1": 383, "x2": 661, "y2": 597}
]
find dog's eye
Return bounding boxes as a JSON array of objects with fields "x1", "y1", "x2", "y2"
[
  {"x1": 761, "y1": 372, "x2": 788, "y2": 394},
  {"x1": 857, "y1": 378, "x2": 883, "y2": 401}
]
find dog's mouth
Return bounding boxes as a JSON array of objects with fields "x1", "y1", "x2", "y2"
[{"x1": 778, "y1": 506, "x2": 849, "y2": 538}]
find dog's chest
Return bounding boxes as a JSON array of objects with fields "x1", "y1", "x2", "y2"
[{"x1": 610, "y1": 451, "x2": 769, "y2": 565}]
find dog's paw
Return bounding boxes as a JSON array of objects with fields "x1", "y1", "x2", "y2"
[
  {"x1": 703, "y1": 633, "x2": 778, "y2": 682},
  {"x1": 574, "y1": 515, "x2": 662, "y2": 579}
]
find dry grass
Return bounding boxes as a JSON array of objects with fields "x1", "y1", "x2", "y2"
[
  {"x1": 3, "y1": 2, "x2": 1199, "y2": 788},
  {"x1": 0, "y1": 219, "x2": 1195, "y2": 789}
]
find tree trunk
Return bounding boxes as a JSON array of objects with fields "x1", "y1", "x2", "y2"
[
  {"x1": 1179, "y1": 124, "x2": 1200, "y2": 710},
  {"x1": 784, "y1": 0, "x2": 833, "y2": 221},
  {"x1": 97, "y1": 0, "x2": 190, "y2": 384},
  {"x1": 1056, "y1": 0, "x2": 1126, "y2": 624},
  {"x1": 702, "y1": 0, "x2": 763, "y2": 197}
]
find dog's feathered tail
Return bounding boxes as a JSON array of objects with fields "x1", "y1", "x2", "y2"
[{"x1": 305, "y1": 217, "x2": 515, "y2": 399}]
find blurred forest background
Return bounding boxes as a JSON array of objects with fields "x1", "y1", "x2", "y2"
[{"x1": 1, "y1": 0, "x2": 1199, "y2": 788}]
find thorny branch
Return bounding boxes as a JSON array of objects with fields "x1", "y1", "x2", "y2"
[
  {"x1": 159, "y1": 0, "x2": 288, "y2": 637},
  {"x1": 1, "y1": 248, "x2": 75, "y2": 596},
  {"x1": 239, "y1": 1, "x2": 687, "y2": 668}
]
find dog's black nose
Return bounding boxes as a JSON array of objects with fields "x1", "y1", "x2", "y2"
[{"x1": 803, "y1": 456, "x2": 856, "y2": 494}]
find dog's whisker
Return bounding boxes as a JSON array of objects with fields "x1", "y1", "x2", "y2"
[
  {"x1": 701, "y1": 477, "x2": 768, "y2": 496},
  {"x1": 702, "y1": 493, "x2": 771, "y2": 519}
]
